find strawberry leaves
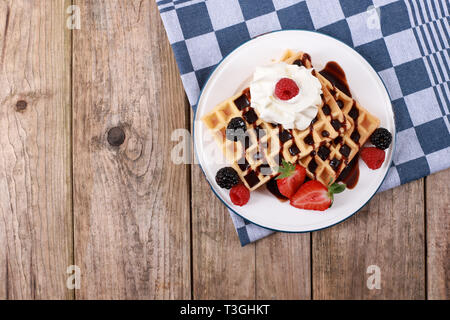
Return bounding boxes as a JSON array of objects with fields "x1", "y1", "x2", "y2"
[
  {"x1": 327, "y1": 180, "x2": 346, "y2": 205},
  {"x1": 276, "y1": 160, "x2": 296, "y2": 180}
]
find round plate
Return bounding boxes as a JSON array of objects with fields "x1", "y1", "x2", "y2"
[{"x1": 194, "y1": 30, "x2": 395, "y2": 233}]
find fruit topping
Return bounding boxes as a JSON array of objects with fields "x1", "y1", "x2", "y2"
[
  {"x1": 370, "y1": 128, "x2": 392, "y2": 150},
  {"x1": 361, "y1": 147, "x2": 385, "y2": 170},
  {"x1": 215, "y1": 167, "x2": 240, "y2": 189},
  {"x1": 230, "y1": 184, "x2": 250, "y2": 206},
  {"x1": 226, "y1": 117, "x2": 247, "y2": 142},
  {"x1": 290, "y1": 180, "x2": 346, "y2": 211},
  {"x1": 276, "y1": 160, "x2": 307, "y2": 199},
  {"x1": 274, "y1": 78, "x2": 300, "y2": 101}
]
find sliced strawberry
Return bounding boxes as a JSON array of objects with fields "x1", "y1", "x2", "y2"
[
  {"x1": 276, "y1": 160, "x2": 306, "y2": 198},
  {"x1": 290, "y1": 180, "x2": 346, "y2": 211}
]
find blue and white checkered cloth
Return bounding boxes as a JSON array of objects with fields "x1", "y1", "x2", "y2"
[{"x1": 157, "y1": 0, "x2": 450, "y2": 246}]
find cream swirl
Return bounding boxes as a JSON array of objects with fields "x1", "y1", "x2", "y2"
[{"x1": 250, "y1": 62, "x2": 322, "y2": 130}]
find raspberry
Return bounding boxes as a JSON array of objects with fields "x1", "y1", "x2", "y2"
[
  {"x1": 275, "y1": 78, "x2": 299, "y2": 101},
  {"x1": 361, "y1": 147, "x2": 385, "y2": 170},
  {"x1": 230, "y1": 184, "x2": 250, "y2": 206}
]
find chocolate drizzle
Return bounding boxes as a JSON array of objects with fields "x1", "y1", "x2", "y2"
[{"x1": 319, "y1": 61, "x2": 352, "y2": 98}]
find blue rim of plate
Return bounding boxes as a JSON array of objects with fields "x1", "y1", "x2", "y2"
[{"x1": 193, "y1": 29, "x2": 397, "y2": 233}]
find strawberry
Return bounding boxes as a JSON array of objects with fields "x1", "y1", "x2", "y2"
[
  {"x1": 361, "y1": 147, "x2": 385, "y2": 170},
  {"x1": 230, "y1": 184, "x2": 250, "y2": 206},
  {"x1": 276, "y1": 160, "x2": 307, "y2": 198},
  {"x1": 290, "y1": 180, "x2": 346, "y2": 211}
]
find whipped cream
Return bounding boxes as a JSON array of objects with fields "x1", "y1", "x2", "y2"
[{"x1": 250, "y1": 62, "x2": 323, "y2": 130}]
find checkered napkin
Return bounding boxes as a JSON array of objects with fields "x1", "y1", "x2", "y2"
[{"x1": 157, "y1": 0, "x2": 450, "y2": 246}]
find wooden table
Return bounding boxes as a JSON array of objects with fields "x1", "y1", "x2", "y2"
[{"x1": 0, "y1": 1, "x2": 448, "y2": 300}]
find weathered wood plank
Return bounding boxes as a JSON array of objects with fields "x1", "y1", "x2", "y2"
[
  {"x1": 313, "y1": 179, "x2": 425, "y2": 299},
  {"x1": 191, "y1": 143, "x2": 256, "y2": 299},
  {"x1": 256, "y1": 233, "x2": 311, "y2": 299},
  {"x1": 426, "y1": 169, "x2": 449, "y2": 300},
  {"x1": 72, "y1": 0, "x2": 190, "y2": 299},
  {"x1": 0, "y1": 0, "x2": 73, "y2": 299}
]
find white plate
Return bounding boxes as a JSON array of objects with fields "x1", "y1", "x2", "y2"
[{"x1": 193, "y1": 30, "x2": 395, "y2": 232}]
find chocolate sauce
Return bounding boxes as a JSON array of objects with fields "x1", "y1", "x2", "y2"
[
  {"x1": 266, "y1": 178, "x2": 288, "y2": 202},
  {"x1": 304, "y1": 134, "x2": 314, "y2": 145},
  {"x1": 349, "y1": 104, "x2": 359, "y2": 120},
  {"x1": 289, "y1": 144, "x2": 300, "y2": 156},
  {"x1": 279, "y1": 129, "x2": 293, "y2": 143},
  {"x1": 317, "y1": 145, "x2": 331, "y2": 161},
  {"x1": 339, "y1": 144, "x2": 351, "y2": 158},
  {"x1": 244, "y1": 171, "x2": 260, "y2": 188},
  {"x1": 243, "y1": 108, "x2": 258, "y2": 124},
  {"x1": 234, "y1": 94, "x2": 250, "y2": 110},
  {"x1": 322, "y1": 104, "x2": 331, "y2": 115},
  {"x1": 329, "y1": 157, "x2": 341, "y2": 171},
  {"x1": 331, "y1": 119, "x2": 342, "y2": 131},
  {"x1": 337, "y1": 154, "x2": 360, "y2": 189},
  {"x1": 308, "y1": 158, "x2": 318, "y2": 174},
  {"x1": 237, "y1": 157, "x2": 250, "y2": 172},
  {"x1": 350, "y1": 130, "x2": 360, "y2": 144},
  {"x1": 319, "y1": 62, "x2": 352, "y2": 98}
]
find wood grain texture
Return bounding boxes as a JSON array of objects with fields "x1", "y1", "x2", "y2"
[
  {"x1": 313, "y1": 179, "x2": 426, "y2": 299},
  {"x1": 191, "y1": 158, "x2": 256, "y2": 299},
  {"x1": 0, "y1": 0, "x2": 73, "y2": 299},
  {"x1": 256, "y1": 233, "x2": 311, "y2": 299},
  {"x1": 72, "y1": 0, "x2": 190, "y2": 299},
  {"x1": 426, "y1": 169, "x2": 449, "y2": 300}
]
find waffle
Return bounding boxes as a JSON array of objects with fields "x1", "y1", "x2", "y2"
[
  {"x1": 202, "y1": 51, "x2": 349, "y2": 191},
  {"x1": 298, "y1": 73, "x2": 380, "y2": 185}
]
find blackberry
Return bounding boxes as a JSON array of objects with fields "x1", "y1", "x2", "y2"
[
  {"x1": 215, "y1": 167, "x2": 240, "y2": 189},
  {"x1": 370, "y1": 128, "x2": 392, "y2": 150},
  {"x1": 226, "y1": 117, "x2": 247, "y2": 141}
]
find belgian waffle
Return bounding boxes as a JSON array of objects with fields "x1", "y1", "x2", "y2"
[
  {"x1": 298, "y1": 73, "x2": 380, "y2": 185},
  {"x1": 202, "y1": 51, "x2": 349, "y2": 191}
]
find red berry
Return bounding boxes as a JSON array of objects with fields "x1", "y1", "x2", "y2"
[
  {"x1": 361, "y1": 147, "x2": 385, "y2": 170},
  {"x1": 230, "y1": 184, "x2": 250, "y2": 206},
  {"x1": 276, "y1": 162, "x2": 306, "y2": 198},
  {"x1": 290, "y1": 180, "x2": 346, "y2": 211},
  {"x1": 275, "y1": 78, "x2": 299, "y2": 101}
]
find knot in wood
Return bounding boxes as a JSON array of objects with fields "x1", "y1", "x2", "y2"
[
  {"x1": 107, "y1": 127, "x2": 126, "y2": 147},
  {"x1": 16, "y1": 100, "x2": 28, "y2": 112}
]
